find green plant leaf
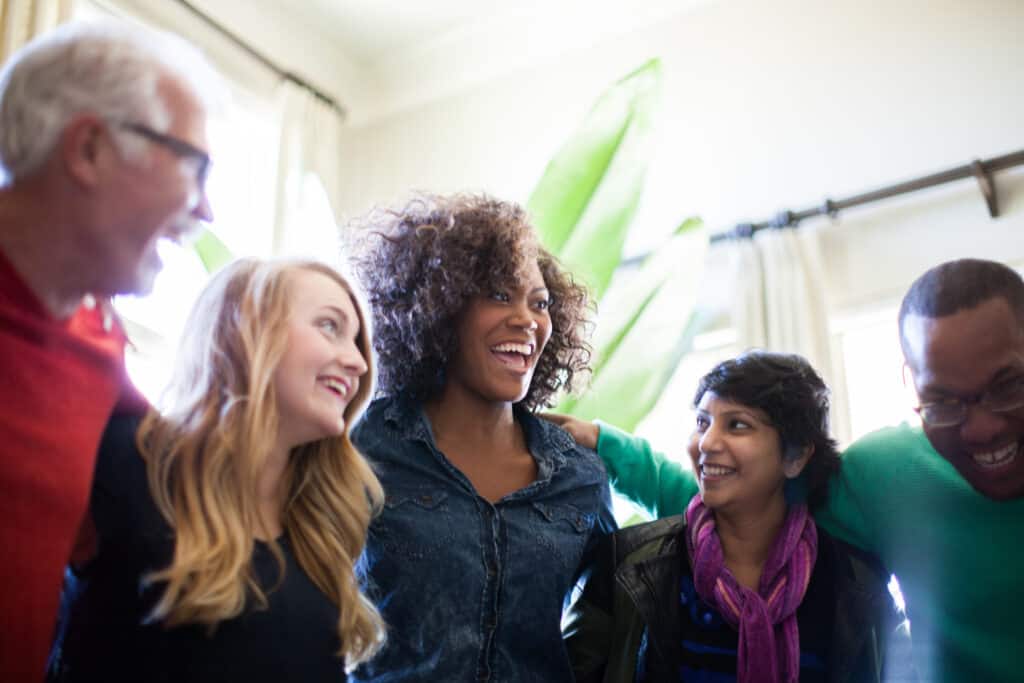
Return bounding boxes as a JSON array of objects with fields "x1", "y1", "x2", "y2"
[
  {"x1": 527, "y1": 58, "x2": 662, "y2": 299},
  {"x1": 192, "y1": 227, "x2": 234, "y2": 273},
  {"x1": 529, "y1": 57, "x2": 709, "y2": 432},
  {"x1": 555, "y1": 219, "x2": 708, "y2": 430},
  {"x1": 562, "y1": 306, "x2": 707, "y2": 432},
  {"x1": 589, "y1": 217, "x2": 702, "y2": 376}
]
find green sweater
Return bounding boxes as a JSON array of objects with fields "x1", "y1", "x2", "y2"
[{"x1": 595, "y1": 420, "x2": 1024, "y2": 682}]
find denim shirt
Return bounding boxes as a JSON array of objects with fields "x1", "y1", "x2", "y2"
[{"x1": 350, "y1": 396, "x2": 616, "y2": 683}]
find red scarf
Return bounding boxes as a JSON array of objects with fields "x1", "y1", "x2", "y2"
[{"x1": 685, "y1": 496, "x2": 818, "y2": 683}]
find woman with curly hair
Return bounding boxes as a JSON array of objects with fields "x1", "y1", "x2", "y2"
[
  {"x1": 54, "y1": 259, "x2": 385, "y2": 681},
  {"x1": 349, "y1": 193, "x2": 616, "y2": 682}
]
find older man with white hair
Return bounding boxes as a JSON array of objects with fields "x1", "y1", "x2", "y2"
[{"x1": 0, "y1": 20, "x2": 222, "y2": 680}]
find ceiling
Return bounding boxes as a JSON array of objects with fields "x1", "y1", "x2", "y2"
[
  {"x1": 244, "y1": 0, "x2": 709, "y2": 69},
  {"x1": 292, "y1": 0, "x2": 534, "y2": 66},
  {"x1": 188, "y1": 0, "x2": 712, "y2": 122}
]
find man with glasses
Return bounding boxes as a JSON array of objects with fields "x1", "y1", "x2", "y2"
[
  {"x1": 549, "y1": 258, "x2": 1024, "y2": 681},
  {"x1": 820, "y1": 258, "x2": 1024, "y2": 681},
  {"x1": 0, "y1": 21, "x2": 222, "y2": 681}
]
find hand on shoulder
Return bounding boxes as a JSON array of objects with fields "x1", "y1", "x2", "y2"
[{"x1": 540, "y1": 412, "x2": 599, "y2": 450}]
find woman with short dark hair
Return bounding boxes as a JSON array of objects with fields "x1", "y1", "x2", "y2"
[{"x1": 564, "y1": 351, "x2": 905, "y2": 683}]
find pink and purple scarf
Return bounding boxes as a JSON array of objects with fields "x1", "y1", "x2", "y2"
[{"x1": 684, "y1": 496, "x2": 818, "y2": 683}]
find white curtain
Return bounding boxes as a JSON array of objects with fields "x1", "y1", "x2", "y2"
[
  {"x1": 728, "y1": 226, "x2": 851, "y2": 442},
  {"x1": 272, "y1": 79, "x2": 347, "y2": 258},
  {"x1": 1, "y1": 0, "x2": 72, "y2": 61}
]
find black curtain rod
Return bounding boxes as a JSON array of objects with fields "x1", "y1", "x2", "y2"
[
  {"x1": 173, "y1": 0, "x2": 347, "y2": 120},
  {"x1": 710, "y1": 148, "x2": 1024, "y2": 243}
]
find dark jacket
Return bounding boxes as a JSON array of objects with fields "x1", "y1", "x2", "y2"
[{"x1": 564, "y1": 515, "x2": 914, "y2": 683}]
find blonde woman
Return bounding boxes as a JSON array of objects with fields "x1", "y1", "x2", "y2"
[{"x1": 53, "y1": 259, "x2": 385, "y2": 682}]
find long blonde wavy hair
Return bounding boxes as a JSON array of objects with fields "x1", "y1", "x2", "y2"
[{"x1": 137, "y1": 258, "x2": 385, "y2": 670}]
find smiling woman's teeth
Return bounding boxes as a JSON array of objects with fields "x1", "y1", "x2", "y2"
[
  {"x1": 492, "y1": 342, "x2": 533, "y2": 355},
  {"x1": 490, "y1": 342, "x2": 534, "y2": 371},
  {"x1": 702, "y1": 464, "x2": 735, "y2": 477},
  {"x1": 322, "y1": 378, "x2": 348, "y2": 397}
]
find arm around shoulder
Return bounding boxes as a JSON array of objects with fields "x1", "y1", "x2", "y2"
[
  {"x1": 815, "y1": 425, "x2": 919, "y2": 555},
  {"x1": 595, "y1": 421, "x2": 698, "y2": 519}
]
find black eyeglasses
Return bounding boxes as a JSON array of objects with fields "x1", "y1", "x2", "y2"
[
  {"x1": 913, "y1": 379, "x2": 1024, "y2": 427},
  {"x1": 117, "y1": 122, "x2": 211, "y2": 188}
]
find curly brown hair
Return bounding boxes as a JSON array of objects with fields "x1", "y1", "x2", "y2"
[{"x1": 350, "y1": 193, "x2": 592, "y2": 411}]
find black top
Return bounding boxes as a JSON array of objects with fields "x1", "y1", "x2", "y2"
[
  {"x1": 53, "y1": 414, "x2": 345, "y2": 683},
  {"x1": 639, "y1": 528, "x2": 835, "y2": 682}
]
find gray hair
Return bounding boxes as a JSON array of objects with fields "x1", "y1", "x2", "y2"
[{"x1": 0, "y1": 19, "x2": 224, "y2": 184}]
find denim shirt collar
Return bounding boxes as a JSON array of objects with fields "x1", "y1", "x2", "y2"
[{"x1": 379, "y1": 394, "x2": 575, "y2": 480}]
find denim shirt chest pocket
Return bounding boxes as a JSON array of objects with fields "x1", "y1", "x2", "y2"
[
  {"x1": 528, "y1": 501, "x2": 594, "y2": 575},
  {"x1": 371, "y1": 487, "x2": 455, "y2": 561}
]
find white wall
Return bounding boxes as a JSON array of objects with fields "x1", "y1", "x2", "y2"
[
  {"x1": 101, "y1": 0, "x2": 370, "y2": 115},
  {"x1": 333, "y1": 0, "x2": 1024, "y2": 313}
]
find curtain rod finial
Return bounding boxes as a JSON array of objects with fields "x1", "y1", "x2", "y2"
[{"x1": 970, "y1": 160, "x2": 999, "y2": 218}]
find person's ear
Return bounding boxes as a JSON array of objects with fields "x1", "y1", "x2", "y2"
[
  {"x1": 783, "y1": 444, "x2": 814, "y2": 479},
  {"x1": 61, "y1": 116, "x2": 108, "y2": 188}
]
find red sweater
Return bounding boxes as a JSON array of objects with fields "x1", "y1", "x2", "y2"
[{"x1": 0, "y1": 251, "x2": 142, "y2": 682}]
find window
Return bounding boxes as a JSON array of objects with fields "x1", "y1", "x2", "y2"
[
  {"x1": 833, "y1": 306, "x2": 920, "y2": 442},
  {"x1": 73, "y1": 2, "x2": 282, "y2": 401},
  {"x1": 114, "y1": 90, "x2": 279, "y2": 401}
]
